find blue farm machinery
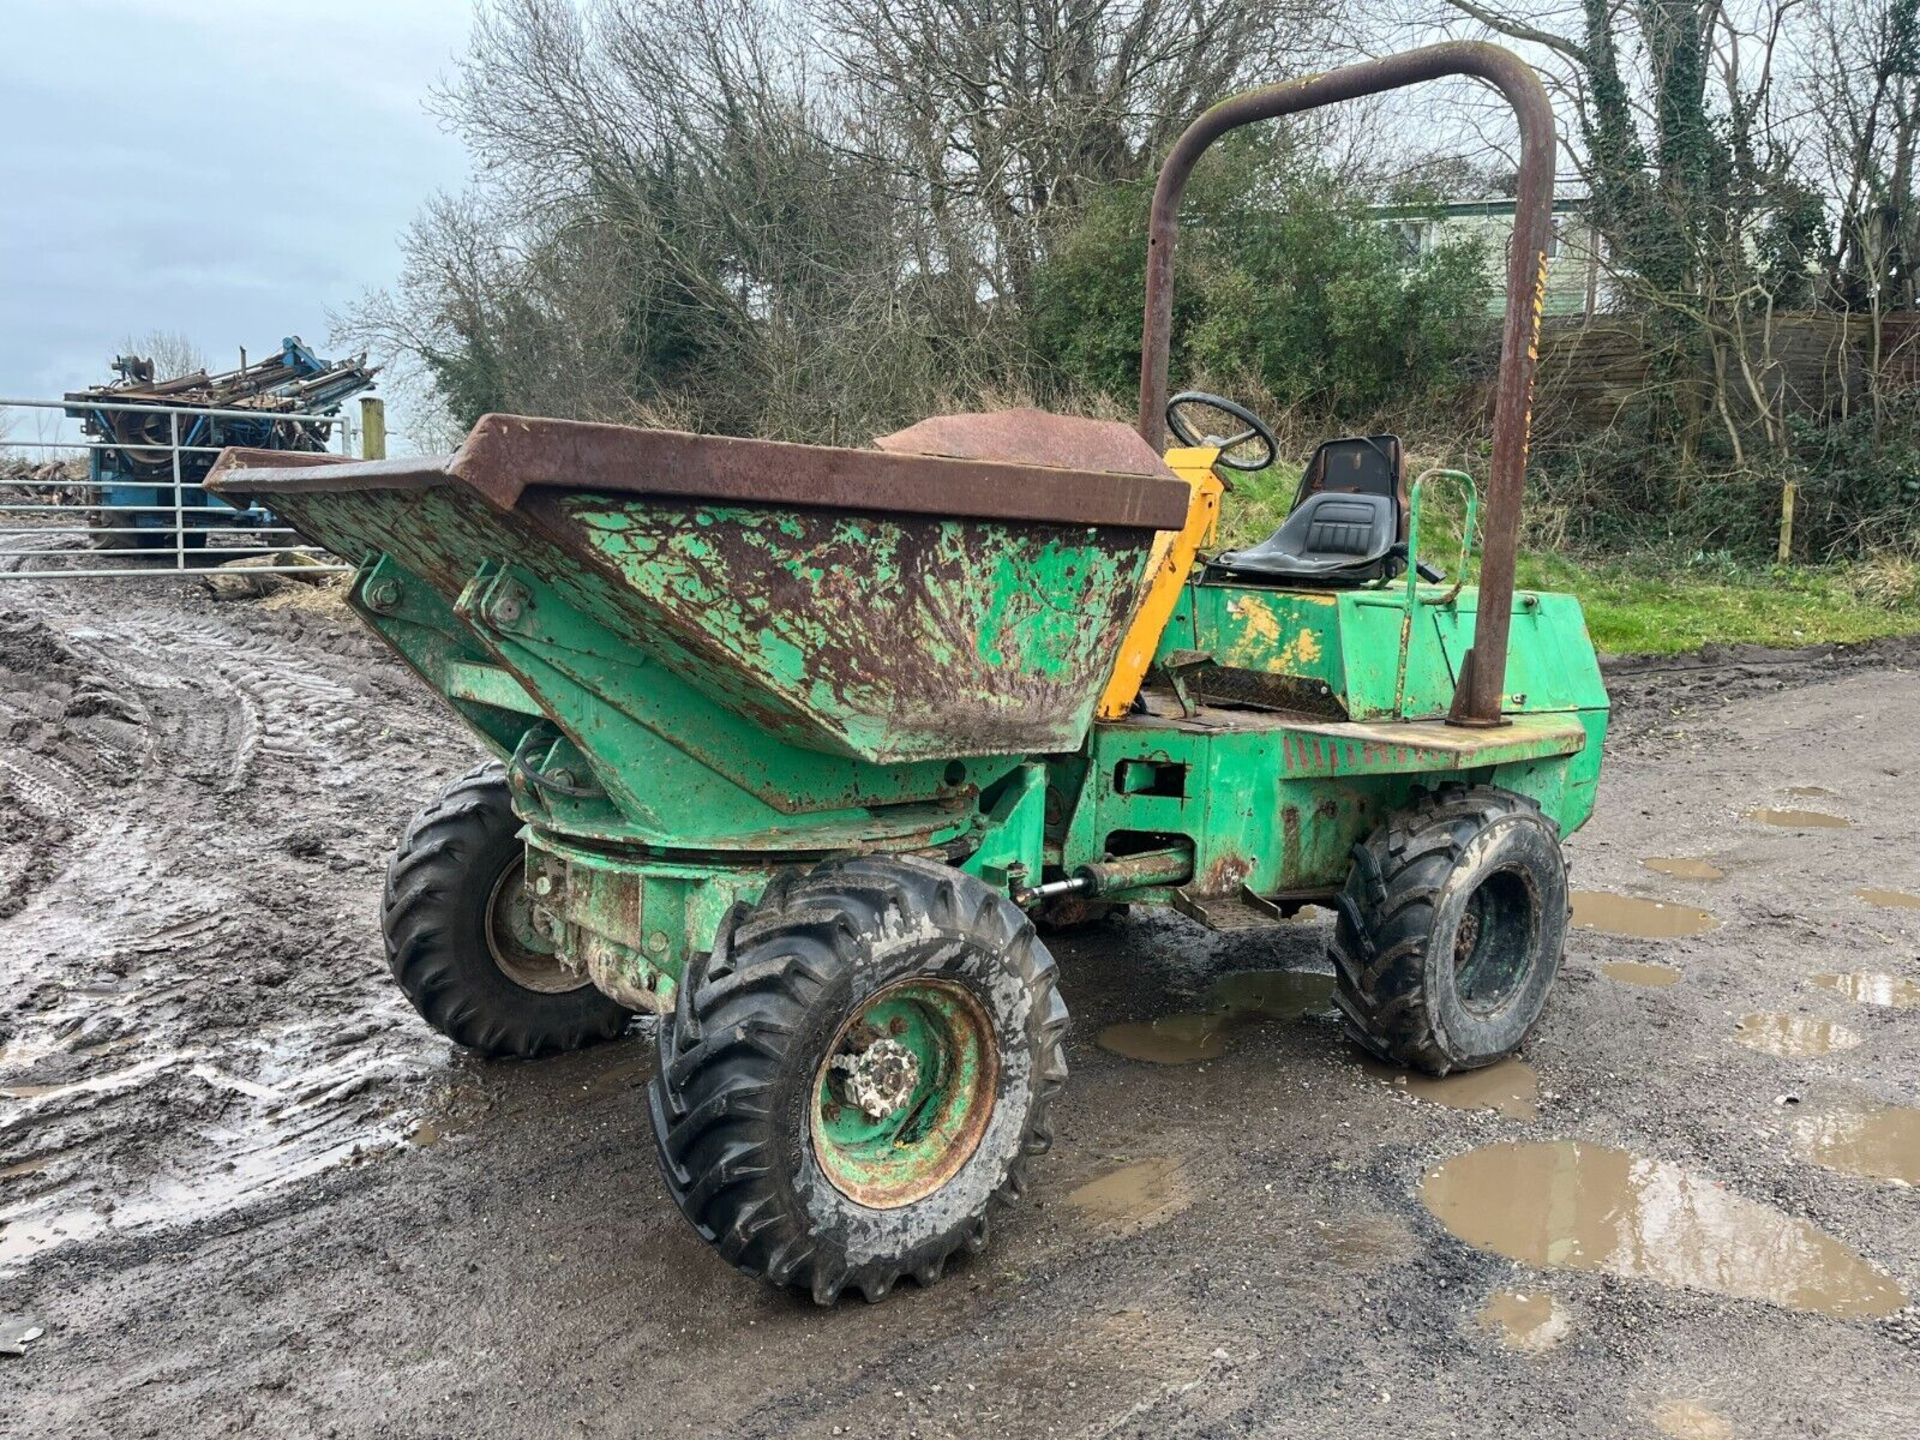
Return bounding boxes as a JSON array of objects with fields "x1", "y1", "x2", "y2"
[{"x1": 63, "y1": 336, "x2": 376, "y2": 553}]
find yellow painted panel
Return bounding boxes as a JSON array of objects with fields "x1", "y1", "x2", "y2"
[{"x1": 1097, "y1": 447, "x2": 1224, "y2": 720}]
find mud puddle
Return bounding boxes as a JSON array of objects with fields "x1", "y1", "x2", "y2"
[
  {"x1": 1811, "y1": 972, "x2": 1920, "y2": 1007},
  {"x1": 1096, "y1": 969, "x2": 1333, "y2": 1065},
  {"x1": 1855, "y1": 888, "x2": 1920, "y2": 910},
  {"x1": 1793, "y1": 1102, "x2": 1920, "y2": 1184},
  {"x1": 0, "y1": 1021, "x2": 440, "y2": 1271},
  {"x1": 1733, "y1": 1013, "x2": 1863, "y2": 1057},
  {"x1": 1745, "y1": 807, "x2": 1850, "y2": 828},
  {"x1": 1421, "y1": 1140, "x2": 1907, "y2": 1317},
  {"x1": 1477, "y1": 1289, "x2": 1571, "y2": 1352},
  {"x1": 1362, "y1": 1055, "x2": 1538, "y2": 1120},
  {"x1": 1066, "y1": 1156, "x2": 1192, "y2": 1237},
  {"x1": 0, "y1": 1051, "x2": 189, "y2": 1102},
  {"x1": 1641, "y1": 857, "x2": 1726, "y2": 881},
  {"x1": 1205, "y1": 969, "x2": 1335, "y2": 1021},
  {"x1": 1653, "y1": 1399, "x2": 1734, "y2": 1439},
  {"x1": 1601, "y1": 961, "x2": 1684, "y2": 988},
  {"x1": 1572, "y1": 892, "x2": 1718, "y2": 938},
  {"x1": 1095, "y1": 1014, "x2": 1230, "y2": 1065},
  {"x1": 0, "y1": 601, "x2": 467, "y2": 1277}
]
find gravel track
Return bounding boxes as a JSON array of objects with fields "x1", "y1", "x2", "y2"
[{"x1": 2, "y1": 578, "x2": 1916, "y2": 1438}]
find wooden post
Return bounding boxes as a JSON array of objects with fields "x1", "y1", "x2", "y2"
[
  {"x1": 1777, "y1": 479, "x2": 1796, "y2": 564},
  {"x1": 360, "y1": 396, "x2": 387, "y2": 460}
]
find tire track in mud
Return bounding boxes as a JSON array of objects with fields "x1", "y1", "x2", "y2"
[{"x1": 0, "y1": 591, "x2": 473, "y2": 1274}]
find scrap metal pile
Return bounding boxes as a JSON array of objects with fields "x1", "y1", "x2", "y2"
[
  {"x1": 64, "y1": 337, "x2": 377, "y2": 479},
  {"x1": 39, "y1": 336, "x2": 378, "y2": 557}
]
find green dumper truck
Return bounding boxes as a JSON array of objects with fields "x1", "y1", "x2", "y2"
[{"x1": 211, "y1": 43, "x2": 1604, "y2": 1304}]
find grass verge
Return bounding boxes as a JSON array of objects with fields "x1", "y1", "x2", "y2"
[
  {"x1": 1515, "y1": 554, "x2": 1920, "y2": 656},
  {"x1": 1217, "y1": 465, "x2": 1920, "y2": 658}
]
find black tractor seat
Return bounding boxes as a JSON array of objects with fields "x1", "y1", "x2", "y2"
[
  {"x1": 1204, "y1": 433, "x2": 1407, "y2": 587},
  {"x1": 1208, "y1": 491, "x2": 1396, "y2": 582}
]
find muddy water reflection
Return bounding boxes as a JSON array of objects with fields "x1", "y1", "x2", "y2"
[
  {"x1": 1066, "y1": 1156, "x2": 1192, "y2": 1236},
  {"x1": 1855, "y1": 888, "x2": 1920, "y2": 910},
  {"x1": 1420, "y1": 1141, "x2": 1907, "y2": 1317},
  {"x1": 1476, "y1": 1289, "x2": 1570, "y2": 1352},
  {"x1": 1653, "y1": 1400, "x2": 1734, "y2": 1440},
  {"x1": 1572, "y1": 892, "x2": 1718, "y2": 938},
  {"x1": 1733, "y1": 1013, "x2": 1862, "y2": 1057},
  {"x1": 1363, "y1": 1056, "x2": 1539, "y2": 1120},
  {"x1": 1745, "y1": 808, "x2": 1850, "y2": 828},
  {"x1": 1204, "y1": 970, "x2": 1335, "y2": 1021},
  {"x1": 1641, "y1": 857, "x2": 1726, "y2": 881},
  {"x1": 1095, "y1": 970, "x2": 1334, "y2": 1065},
  {"x1": 1794, "y1": 1103, "x2": 1920, "y2": 1184},
  {"x1": 1811, "y1": 972, "x2": 1920, "y2": 1007},
  {"x1": 1095, "y1": 1014, "x2": 1229, "y2": 1065}
]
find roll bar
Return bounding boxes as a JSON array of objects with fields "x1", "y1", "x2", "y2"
[{"x1": 1137, "y1": 42, "x2": 1555, "y2": 728}]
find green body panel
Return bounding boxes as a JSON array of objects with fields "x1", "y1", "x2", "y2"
[
  {"x1": 957, "y1": 764, "x2": 1049, "y2": 893},
  {"x1": 1060, "y1": 706, "x2": 1600, "y2": 905},
  {"x1": 356, "y1": 556, "x2": 1013, "y2": 848},
  {"x1": 559, "y1": 498, "x2": 1151, "y2": 762},
  {"x1": 521, "y1": 830, "x2": 780, "y2": 1011},
  {"x1": 286, "y1": 477, "x2": 1156, "y2": 768},
  {"x1": 467, "y1": 570, "x2": 1602, "y2": 1009},
  {"x1": 1160, "y1": 583, "x2": 1609, "y2": 721},
  {"x1": 319, "y1": 477, "x2": 1606, "y2": 1015}
]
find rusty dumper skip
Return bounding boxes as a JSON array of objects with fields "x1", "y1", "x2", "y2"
[{"x1": 212, "y1": 45, "x2": 1605, "y2": 1303}]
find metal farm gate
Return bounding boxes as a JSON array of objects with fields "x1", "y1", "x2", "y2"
[{"x1": 0, "y1": 394, "x2": 374, "y2": 580}]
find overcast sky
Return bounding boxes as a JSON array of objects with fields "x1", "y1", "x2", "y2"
[{"x1": 0, "y1": 0, "x2": 473, "y2": 450}]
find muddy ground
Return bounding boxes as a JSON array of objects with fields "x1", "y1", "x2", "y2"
[{"x1": 2, "y1": 567, "x2": 1917, "y2": 1439}]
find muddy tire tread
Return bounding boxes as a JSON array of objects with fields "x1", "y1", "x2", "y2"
[
  {"x1": 1330, "y1": 783, "x2": 1564, "y2": 1075},
  {"x1": 648, "y1": 855, "x2": 1067, "y2": 1305},
  {"x1": 383, "y1": 760, "x2": 630, "y2": 1059}
]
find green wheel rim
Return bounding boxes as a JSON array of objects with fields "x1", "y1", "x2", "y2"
[{"x1": 810, "y1": 978, "x2": 998, "y2": 1209}]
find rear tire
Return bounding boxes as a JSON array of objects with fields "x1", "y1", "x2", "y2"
[
  {"x1": 648, "y1": 855, "x2": 1068, "y2": 1304},
  {"x1": 1331, "y1": 784, "x2": 1568, "y2": 1075},
  {"x1": 382, "y1": 761, "x2": 632, "y2": 1058}
]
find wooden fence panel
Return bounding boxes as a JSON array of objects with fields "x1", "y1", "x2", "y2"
[{"x1": 1525, "y1": 312, "x2": 1920, "y2": 437}]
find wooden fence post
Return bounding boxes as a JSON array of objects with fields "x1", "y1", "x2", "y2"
[{"x1": 360, "y1": 397, "x2": 387, "y2": 461}]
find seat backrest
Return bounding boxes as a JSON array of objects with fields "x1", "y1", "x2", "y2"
[
  {"x1": 1293, "y1": 435, "x2": 1405, "y2": 531},
  {"x1": 1301, "y1": 495, "x2": 1387, "y2": 557},
  {"x1": 1198, "y1": 435, "x2": 1405, "y2": 589}
]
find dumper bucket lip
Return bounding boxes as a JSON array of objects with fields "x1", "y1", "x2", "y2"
[{"x1": 207, "y1": 412, "x2": 1191, "y2": 532}]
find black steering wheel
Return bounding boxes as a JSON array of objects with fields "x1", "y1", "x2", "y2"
[{"x1": 1165, "y1": 391, "x2": 1278, "y2": 472}]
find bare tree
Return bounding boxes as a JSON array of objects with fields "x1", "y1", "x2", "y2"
[
  {"x1": 1434, "y1": 2, "x2": 1828, "y2": 463},
  {"x1": 120, "y1": 329, "x2": 208, "y2": 382},
  {"x1": 341, "y1": 0, "x2": 1342, "y2": 441},
  {"x1": 1797, "y1": 0, "x2": 1919, "y2": 440},
  {"x1": 819, "y1": 0, "x2": 1335, "y2": 303},
  {"x1": 1802, "y1": 0, "x2": 1919, "y2": 307}
]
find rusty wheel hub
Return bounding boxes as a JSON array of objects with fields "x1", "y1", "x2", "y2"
[{"x1": 829, "y1": 1037, "x2": 922, "y2": 1121}]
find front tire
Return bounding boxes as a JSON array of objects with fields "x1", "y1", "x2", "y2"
[
  {"x1": 1331, "y1": 784, "x2": 1568, "y2": 1075},
  {"x1": 648, "y1": 854, "x2": 1069, "y2": 1304},
  {"x1": 382, "y1": 761, "x2": 632, "y2": 1058}
]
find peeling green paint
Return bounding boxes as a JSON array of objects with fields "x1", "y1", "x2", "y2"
[{"x1": 288, "y1": 472, "x2": 1606, "y2": 1000}]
